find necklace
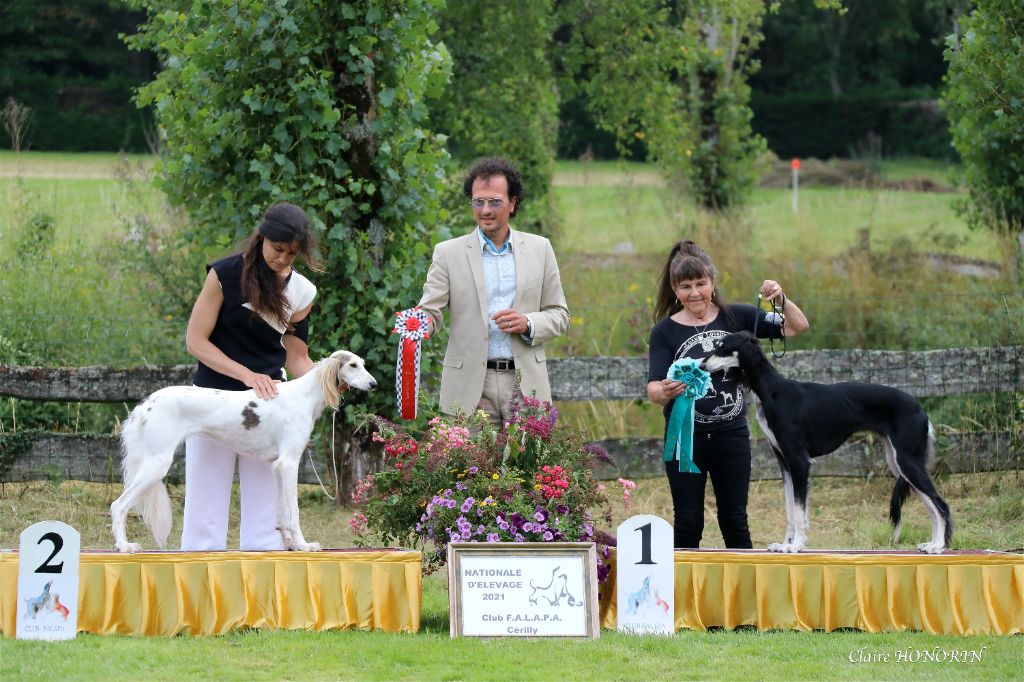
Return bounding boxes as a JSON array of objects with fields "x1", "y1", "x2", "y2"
[{"x1": 678, "y1": 307, "x2": 717, "y2": 350}]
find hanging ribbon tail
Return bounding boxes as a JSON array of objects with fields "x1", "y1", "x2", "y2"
[
  {"x1": 663, "y1": 395, "x2": 701, "y2": 474},
  {"x1": 662, "y1": 357, "x2": 711, "y2": 474},
  {"x1": 393, "y1": 307, "x2": 431, "y2": 421}
]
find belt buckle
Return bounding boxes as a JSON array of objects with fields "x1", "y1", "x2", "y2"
[{"x1": 494, "y1": 359, "x2": 512, "y2": 372}]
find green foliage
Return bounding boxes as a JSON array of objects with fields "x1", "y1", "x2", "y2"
[
  {"x1": 559, "y1": 0, "x2": 768, "y2": 210},
  {"x1": 430, "y1": 0, "x2": 559, "y2": 236},
  {"x1": 126, "y1": 0, "x2": 454, "y2": 490},
  {"x1": 0, "y1": 0, "x2": 155, "y2": 151},
  {"x1": 942, "y1": 0, "x2": 1024, "y2": 234}
]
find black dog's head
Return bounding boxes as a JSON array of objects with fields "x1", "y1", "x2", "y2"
[{"x1": 700, "y1": 331, "x2": 769, "y2": 385}]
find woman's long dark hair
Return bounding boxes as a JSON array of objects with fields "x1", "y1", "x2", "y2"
[
  {"x1": 653, "y1": 240, "x2": 736, "y2": 330},
  {"x1": 240, "y1": 203, "x2": 321, "y2": 330}
]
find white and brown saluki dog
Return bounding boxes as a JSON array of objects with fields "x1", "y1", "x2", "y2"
[
  {"x1": 111, "y1": 351, "x2": 377, "y2": 553},
  {"x1": 702, "y1": 332, "x2": 952, "y2": 554}
]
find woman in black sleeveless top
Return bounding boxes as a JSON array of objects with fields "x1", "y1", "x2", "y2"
[{"x1": 181, "y1": 203, "x2": 321, "y2": 551}]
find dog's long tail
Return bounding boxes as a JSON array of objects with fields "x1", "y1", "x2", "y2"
[
  {"x1": 120, "y1": 413, "x2": 174, "y2": 548},
  {"x1": 889, "y1": 477, "x2": 911, "y2": 543}
]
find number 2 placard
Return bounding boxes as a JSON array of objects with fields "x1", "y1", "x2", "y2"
[{"x1": 16, "y1": 521, "x2": 80, "y2": 640}]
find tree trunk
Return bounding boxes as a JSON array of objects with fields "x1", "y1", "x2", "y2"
[{"x1": 328, "y1": 423, "x2": 383, "y2": 506}]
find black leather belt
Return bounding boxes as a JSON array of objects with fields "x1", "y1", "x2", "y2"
[{"x1": 486, "y1": 358, "x2": 515, "y2": 371}]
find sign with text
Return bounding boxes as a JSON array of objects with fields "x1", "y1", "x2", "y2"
[
  {"x1": 616, "y1": 515, "x2": 674, "y2": 634},
  {"x1": 16, "y1": 521, "x2": 81, "y2": 641},
  {"x1": 448, "y1": 542, "x2": 599, "y2": 638}
]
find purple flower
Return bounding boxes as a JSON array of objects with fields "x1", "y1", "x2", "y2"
[
  {"x1": 514, "y1": 533, "x2": 526, "y2": 542},
  {"x1": 534, "y1": 510, "x2": 546, "y2": 523},
  {"x1": 476, "y1": 525, "x2": 486, "y2": 535},
  {"x1": 523, "y1": 522, "x2": 535, "y2": 533},
  {"x1": 460, "y1": 497, "x2": 476, "y2": 513},
  {"x1": 461, "y1": 528, "x2": 472, "y2": 539},
  {"x1": 543, "y1": 531, "x2": 554, "y2": 541},
  {"x1": 444, "y1": 489, "x2": 453, "y2": 498},
  {"x1": 556, "y1": 504, "x2": 569, "y2": 515},
  {"x1": 487, "y1": 533, "x2": 500, "y2": 543},
  {"x1": 510, "y1": 513, "x2": 525, "y2": 528},
  {"x1": 445, "y1": 499, "x2": 457, "y2": 509},
  {"x1": 456, "y1": 482, "x2": 467, "y2": 491},
  {"x1": 498, "y1": 520, "x2": 509, "y2": 531},
  {"x1": 468, "y1": 466, "x2": 479, "y2": 474},
  {"x1": 583, "y1": 442, "x2": 615, "y2": 466},
  {"x1": 449, "y1": 531, "x2": 460, "y2": 542}
]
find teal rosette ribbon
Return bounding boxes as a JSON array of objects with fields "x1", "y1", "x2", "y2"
[{"x1": 662, "y1": 357, "x2": 713, "y2": 473}]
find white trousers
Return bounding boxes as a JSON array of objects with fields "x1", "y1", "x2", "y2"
[{"x1": 180, "y1": 433, "x2": 285, "y2": 551}]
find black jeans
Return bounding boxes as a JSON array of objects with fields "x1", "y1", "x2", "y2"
[{"x1": 664, "y1": 429, "x2": 752, "y2": 549}]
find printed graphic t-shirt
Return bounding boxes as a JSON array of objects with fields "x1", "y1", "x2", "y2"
[{"x1": 647, "y1": 304, "x2": 782, "y2": 435}]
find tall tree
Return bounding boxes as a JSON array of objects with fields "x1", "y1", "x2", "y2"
[
  {"x1": 127, "y1": 0, "x2": 453, "y2": 499},
  {"x1": 559, "y1": 0, "x2": 768, "y2": 210},
  {"x1": 942, "y1": 0, "x2": 1024, "y2": 280},
  {"x1": 429, "y1": 0, "x2": 559, "y2": 236}
]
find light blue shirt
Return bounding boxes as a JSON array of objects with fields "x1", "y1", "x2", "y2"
[{"x1": 478, "y1": 228, "x2": 533, "y2": 360}]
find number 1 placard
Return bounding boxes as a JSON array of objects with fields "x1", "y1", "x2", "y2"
[
  {"x1": 16, "y1": 521, "x2": 81, "y2": 640},
  {"x1": 616, "y1": 515, "x2": 675, "y2": 634}
]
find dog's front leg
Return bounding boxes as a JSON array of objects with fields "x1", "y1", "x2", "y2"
[{"x1": 273, "y1": 456, "x2": 321, "y2": 552}]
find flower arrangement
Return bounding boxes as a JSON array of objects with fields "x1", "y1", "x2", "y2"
[{"x1": 351, "y1": 390, "x2": 624, "y2": 578}]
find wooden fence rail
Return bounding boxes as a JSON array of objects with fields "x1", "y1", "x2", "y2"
[{"x1": 2, "y1": 346, "x2": 1022, "y2": 485}]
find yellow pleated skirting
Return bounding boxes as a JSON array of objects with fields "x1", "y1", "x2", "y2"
[
  {"x1": 599, "y1": 549, "x2": 1023, "y2": 635},
  {"x1": 1, "y1": 549, "x2": 422, "y2": 637}
]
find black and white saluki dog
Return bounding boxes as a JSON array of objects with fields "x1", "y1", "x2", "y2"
[
  {"x1": 110, "y1": 351, "x2": 377, "y2": 553},
  {"x1": 702, "y1": 332, "x2": 952, "y2": 554}
]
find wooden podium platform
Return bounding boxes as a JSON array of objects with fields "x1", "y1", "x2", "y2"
[
  {"x1": 599, "y1": 549, "x2": 1023, "y2": 635},
  {"x1": 1, "y1": 549, "x2": 422, "y2": 637}
]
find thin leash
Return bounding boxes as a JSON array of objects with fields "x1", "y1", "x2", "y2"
[
  {"x1": 753, "y1": 291, "x2": 787, "y2": 359},
  {"x1": 304, "y1": 407, "x2": 339, "y2": 501}
]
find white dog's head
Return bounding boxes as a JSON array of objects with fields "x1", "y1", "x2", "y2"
[{"x1": 320, "y1": 350, "x2": 377, "y2": 409}]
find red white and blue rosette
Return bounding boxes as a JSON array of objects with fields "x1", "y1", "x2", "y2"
[{"x1": 393, "y1": 307, "x2": 431, "y2": 420}]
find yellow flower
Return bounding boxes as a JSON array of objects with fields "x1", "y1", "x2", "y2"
[
  {"x1": 571, "y1": 316, "x2": 585, "y2": 326},
  {"x1": 491, "y1": 473, "x2": 500, "y2": 480},
  {"x1": 627, "y1": 283, "x2": 639, "y2": 293},
  {"x1": 534, "y1": 484, "x2": 542, "y2": 491}
]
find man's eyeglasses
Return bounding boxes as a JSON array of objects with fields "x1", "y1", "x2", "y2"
[{"x1": 470, "y1": 198, "x2": 506, "y2": 209}]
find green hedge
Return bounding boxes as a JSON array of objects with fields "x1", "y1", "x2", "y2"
[{"x1": 750, "y1": 90, "x2": 953, "y2": 160}]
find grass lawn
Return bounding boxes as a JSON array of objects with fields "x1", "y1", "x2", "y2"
[{"x1": 1, "y1": 473, "x2": 1021, "y2": 680}]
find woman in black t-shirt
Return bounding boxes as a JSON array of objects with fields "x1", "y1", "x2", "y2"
[
  {"x1": 647, "y1": 240, "x2": 809, "y2": 549},
  {"x1": 181, "y1": 203, "x2": 322, "y2": 551}
]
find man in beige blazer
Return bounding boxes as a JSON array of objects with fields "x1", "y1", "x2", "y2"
[{"x1": 419, "y1": 157, "x2": 570, "y2": 424}]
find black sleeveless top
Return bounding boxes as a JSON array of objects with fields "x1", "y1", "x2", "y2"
[{"x1": 192, "y1": 254, "x2": 315, "y2": 391}]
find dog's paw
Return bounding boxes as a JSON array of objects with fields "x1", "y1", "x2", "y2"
[
  {"x1": 767, "y1": 542, "x2": 803, "y2": 553},
  {"x1": 917, "y1": 541, "x2": 944, "y2": 554},
  {"x1": 116, "y1": 542, "x2": 142, "y2": 554},
  {"x1": 306, "y1": 542, "x2": 322, "y2": 552}
]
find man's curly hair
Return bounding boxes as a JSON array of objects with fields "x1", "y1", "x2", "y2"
[{"x1": 462, "y1": 156, "x2": 525, "y2": 217}]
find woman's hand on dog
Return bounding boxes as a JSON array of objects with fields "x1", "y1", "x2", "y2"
[{"x1": 244, "y1": 371, "x2": 281, "y2": 400}]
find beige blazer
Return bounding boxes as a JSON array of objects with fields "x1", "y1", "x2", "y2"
[{"x1": 418, "y1": 229, "x2": 570, "y2": 415}]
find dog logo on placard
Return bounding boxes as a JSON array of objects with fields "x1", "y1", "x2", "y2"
[
  {"x1": 625, "y1": 576, "x2": 653, "y2": 615},
  {"x1": 528, "y1": 566, "x2": 581, "y2": 607},
  {"x1": 23, "y1": 580, "x2": 54, "y2": 620},
  {"x1": 21, "y1": 580, "x2": 69, "y2": 622}
]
